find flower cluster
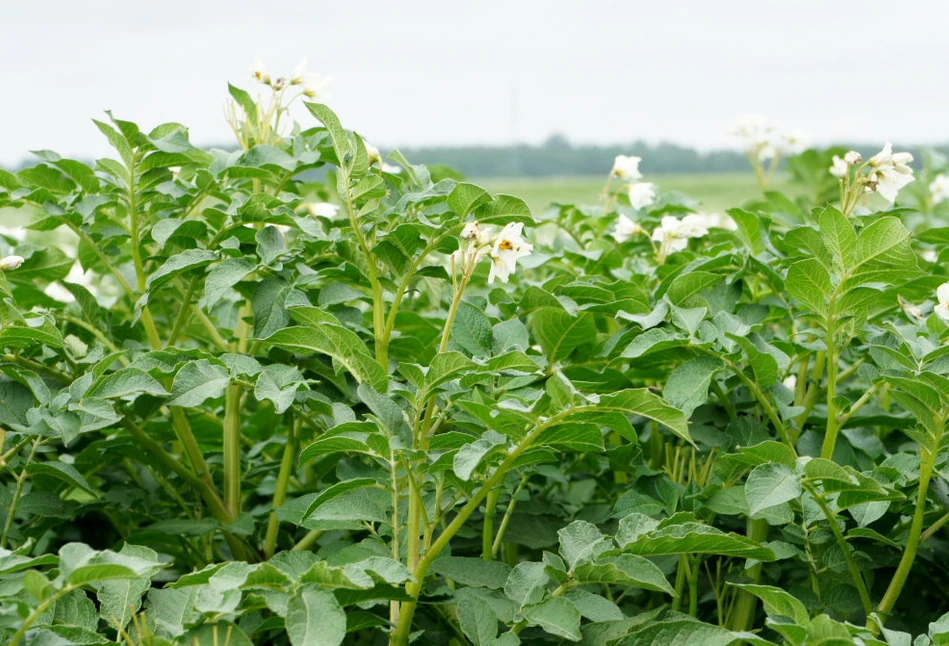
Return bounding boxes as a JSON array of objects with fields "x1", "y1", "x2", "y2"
[
  {"x1": 454, "y1": 222, "x2": 533, "y2": 284},
  {"x1": 728, "y1": 114, "x2": 810, "y2": 161},
  {"x1": 610, "y1": 155, "x2": 656, "y2": 211},
  {"x1": 251, "y1": 57, "x2": 330, "y2": 100},
  {"x1": 830, "y1": 143, "x2": 914, "y2": 214},
  {"x1": 612, "y1": 210, "x2": 736, "y2": 263}
]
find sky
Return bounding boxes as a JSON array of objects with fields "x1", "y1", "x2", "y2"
[{"x1": 2, "y1": 0, "x2": 948, "y2": 167}]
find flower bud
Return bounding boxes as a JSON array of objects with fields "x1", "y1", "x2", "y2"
[
  {"x1": 364, "y1": 141, "x2": 382, "y2": 166},
  {"x1": 0, "y1": 255, "x2": 24, "y2": 271},
  {"x1": 461, "y1": 222, "x2": 481, "y2": 240},
  {"x1": 844, "y1": 151, "x2": 862, "y2": 165}
]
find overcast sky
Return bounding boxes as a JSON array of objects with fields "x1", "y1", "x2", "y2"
[{"x1": 3, "y1": 0, "x2": 948, "y2": 166}]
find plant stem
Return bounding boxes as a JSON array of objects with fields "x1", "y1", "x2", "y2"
[
  {"x1": 872, "y1": 443, "x2": 938, "y2": 630},
  {"x1": 491, "y1": 476, "x2": 528, "y2": 558},
  {"x1": 807, "y1": 485, "x2": 872, "y2": 615},
  {"x1": 10, "y1": 584, "x2": 78, "y2": 646},
  {"x1": 729, "y1": 518, "x2": 768, "y2": 632},
  {"x1": 482, "y1": 488, "x2": 500, "y2": 560},
  {"x1": 0, "y1": 438, "x2": 41, "y2": 549},
  {"x1": 821, "y1": 311, "x2": 839, "y2": 460},
  {"x1": 391, "y1": 411, "x2": 570, "y2": 644},
  {"x1": 291, "y1": 529, "x2": 325, "y2": 552},
  {"x1": 263, "y1": 418, "x2": 298, "y2": 559}
]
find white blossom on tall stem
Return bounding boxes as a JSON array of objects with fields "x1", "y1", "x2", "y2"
[
  {"x1": 611, "y1": 155, "x2": 643, "y2": 180},
  {"x1": 251, "y1": 57, "x2": 271, "y2": 85},
  {"x1": 830, "y1": 156, "x2": 849, "y2": 178},
  {"x1": 930, "y1": 174, "x2": 949, "y2": 205},
  {"x1": 867, "y1": 142, "x2": 914, "y2": 204},
  {"x1": 488, "y1": 223, "x2": 533, "y2": 284},
  {"x1": 628, "y1": 182, "x2": 656, "y2": 210}
]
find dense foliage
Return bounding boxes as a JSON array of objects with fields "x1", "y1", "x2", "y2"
[{"x1": 2, "y1": 69, "x2": 949, "y2": 645}]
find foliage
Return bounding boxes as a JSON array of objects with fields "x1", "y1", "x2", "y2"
[{"x1": 2, "y1": 71, "x2": 949, "y2": 646}]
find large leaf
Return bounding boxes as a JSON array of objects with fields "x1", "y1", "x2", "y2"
[{"x1": 286, "y1": 585, "x2": 346, "y2": 646}]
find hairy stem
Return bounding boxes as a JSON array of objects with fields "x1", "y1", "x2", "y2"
[{"x1": 263, "y1": 418, "x2": 298, "y2": 559}]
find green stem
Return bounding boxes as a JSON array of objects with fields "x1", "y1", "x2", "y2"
[
  {"x1": 482, "y1": 488, "x2": 500, "y2": 560},
  {"x1": 729, "y1": 518, "x2": 768, "y2": 632},
  {"x1": 263, "y1": 418, "x2": 298, "y2": 559},
  {"x1": 807, "y1": 485, "x2": 872, "y2": 615},
  {"x1": 0, "y1": 438, "x2": 41, "y2": 549},
  {"x1": 222, "y1": 384, "x2": 243, "y2": 519},
  {"x1": 292, "y1": 529, "x2": 325, "y2": 552},
  {"x1": 10, "y1": 584, "x2": 78, "y2": 646},
  {"x1": 821, "y1": 312, "x2": 839, "y2": 460},
  {"x1": 688, "y1": 555, "x2": 700, "y2": 617},
  {"x1": 167, "y1": 277, "x2": 199, "y2": 346},
  {"x1": 872, "y1": 443, "x2": 938, "y2": 630},
  {"x1": 491, "y1": 476, "x2": 528, "y2": 558},
  {"x1": 673, "y1": 555, "x2": 688, "y2": 612}
]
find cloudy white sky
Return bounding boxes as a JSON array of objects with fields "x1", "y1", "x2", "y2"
[{"x1": 2, "y1": 0, "x2": 947, "y2": 166}]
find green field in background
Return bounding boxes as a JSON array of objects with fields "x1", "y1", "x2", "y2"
[{"x1": 474, "y1": 172, "x2": 799, "y2": 214}]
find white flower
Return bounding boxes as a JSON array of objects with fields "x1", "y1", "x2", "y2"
[
  {"x1": 612, "y1": 155, "x2": 643, "y2": 180},
  {"x1": 930, "y1": 174, "x2": 949, "y2": 205},
  {"x1": 612, "y1": 215, "x2": 644, "y2": 243},
  {"x1": 0, "y1": 255, "x2": 24, "y2": 271},
  {"x1": 381, "y1": 162, "x2": 402, "y2": 174},
  {"x1": 867, "y1": 142, "x2": 914, "y2": 204},
  {"x1": 461, "y1": 221, "x2": 481, "y2": 240},
  {"x1": 488, "y1": 223, "x2": 533, "y2": 284},
  {"x1": 628, "y1": 182, "x2": 656, "y2": 210},
  {"x1": 936, "y1": 283, "x2": 949, "y2": 322},
  {"x1": 844, "y1": 151, "x2": 862, "y2": 165},
  {"x1": 728, "y1": 114, "x2": 772, "y2": 141},
  {"x1": 302, "y1": 74, "x2": 331, "y2": 100},
  {"x1": 251, "y1": 57, "x2": 271, "y2": 85},
  {"x1": 783, "y1": 375, "x2": 797, "y2": 391},
  {"x1": 687, "y1": 212, "x2": 735, "y2": 232},
  {"x1": 363, "y1": 141, "x2": 382, "y2": 166},
  {"x1": 779, "y1": 129, "x2": 810, "y2": 155},
  {"x1": 291, "y1": 58, "x2": 309, "y2": 85},
  {"x1": 652, "y1": 215, "x2": 708, "y2": 254},
  {"x1": 679, "y1": 213, "x2": 710, "y2": 238},
  {"x1": 830, "y1": 155, "x2": 848, "y2": 178},
  {"x1": 0, "y1": 226, "x2": 26, "y2": 242},
  {"x1": 305, "y1": 202, "x2": 339, "y2": 218},
  {"x1": 921, "y1": 249, "x2": 938, "y2": 263}
]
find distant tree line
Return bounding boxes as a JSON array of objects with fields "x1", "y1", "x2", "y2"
[{"x1": 395, "y1": 135, "x2": 946, "y2": 178}]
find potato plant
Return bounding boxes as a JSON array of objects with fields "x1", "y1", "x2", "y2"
[{"x1": 1, "y1": 66, "x2": 949, "y2": 645}]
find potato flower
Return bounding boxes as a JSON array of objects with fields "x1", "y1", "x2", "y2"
[
  {"x1": 628, "y1": 182, "x2": 656, "y2": 210},
  {"x1": 830, "y1": 156, "x2": 848, "y2": 178},
  {"x1": 930, "y1": 174, "x2": 949, "y2": 205},
  {"x1": 867, "y1": 142, "x2": 914, "y2": 204},
  {"x1": 612, "y1": 215, "x2": 644, "y2": 243},
  {"x1": 488, "y1": 223, "x2": 533, "y2": 284},
  {"x1": 612, "y1": 155, "x2": 643, "y2": 180},
  {"x1": 0, "y1": 255, "x2": 24, "y2": 271},
  {"x1": 936, "y1": 283, "x2": 949, "y2": 322},
  {"x1": 251, "y1": 57, "x2": 271, "y2": 85}
]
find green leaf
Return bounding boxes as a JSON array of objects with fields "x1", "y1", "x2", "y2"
[
  {"x1": 448, "y1": 182, "x2": 491, "y2": 217},
  {"x1": 523, "y1": 597, "x2": 581, "y2": 641},
  {"x1": 785, "y1": 258, "x2": 832, "y2": 315},
  {"x1": 424, "y1": 351, "x2": 477, "y2": 395},
  {"x1": 451, "y1": 302, "x2": 494, "y2": 357},
  {"x1": 88, "y1": 368, "x2": 168, "y2": 400},
  {"x1": 730, "y1": 583, "x2": 809, "y2": 625},
  {"x1": 620, "y1": 518, "x2": 776, "y2": 560},
  {"x1": 286, "y1": 585, "x2": 346, "y2": 646},
  {"x1": 95, "y1": 544, "x2": 158, "y2": 631},
  {"x1": 594, "y1": 389, "x2": 692, "y2": 446},
  {"x1": 205, "y1": 257, "x2": 256, "y2": 309},
  {"x1": 305, "y1": 102, "x2": 353, "y2": 162},
  {"x1": 529, "y1": 307, "x2": 597, "y2": 363},
  {"x1": 666, "y1": 271, "x2": 721, "y2": 305},
  {"x1": 254, "y1": 363, "x2": 304, "y2": 414},
  {"x1": 572, "y1": 554, "x2": 675, "y2": 595},
  {"x1": 147, "y1": 249, "x2": 219, "y2": 292},
  {"x1": 619, "y1": 617, "x2": 773, "y2": 646},
  {"x1": 504, "y1": 561, "x2": 549, "y2": 609},
  {"x1": 557, "y1": 520, "x2": 613, "y2": 572},
  {"x1": 264, "y1": 325, "x2": 387, "y2": 393},
  {"x1": 726, "y1": 208, "x2": 765, "y2": 254},
  {"x1": 745, "y1": 463, "x2": 801, "y2": 516},
  {"x1": 818, "y1": 205, "x2": 855, "y2": 272},
  {"x1": 457, "y1": 596, "x2": 499, "y2": 646},
  {"x1": 167, "y1": 359, "x2": 230, "y2": 407},
  {"x1": 25, "y1": 461, "x2": 95, "y2": 494},
  {"x1": 431, "y1": 557, "x2": 511, "y2": 589},
  {"x1": 663, "y1": 356, "x2": 723, "y2": 417},
  {"x1": 454, "y1": 431, "x2": 508, "y2": 481},
  {"x1": 299, "y1": 478, "x2": 380, "y2": 523},
  {"x1": 852, "y1": 216, "x2": 914, "y2": 275}
]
